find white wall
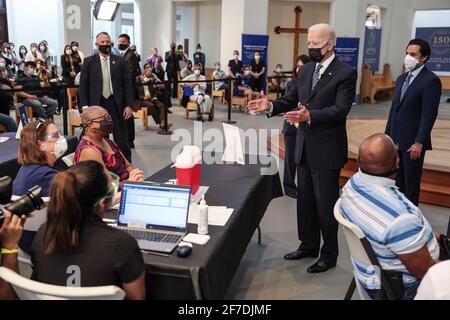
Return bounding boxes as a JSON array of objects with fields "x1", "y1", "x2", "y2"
[
  {"x1": 244, "y1": 0, "x2": 269, "y2": 35},
  {"x1": 268, "y1": 1, "x2": 330, "y2": 72},
  {"x1": 177, "y1": 3, "x2": 198, "y2": 53},
  {"x1": 7, "y1": 0, "x2": 64, "y2": 59},
  {"x1": 220, "y1": 0, "x2": 245, "y2": 68},
  {"x1": 197, "y1": 1, "x2": 222, "y2": 68}
]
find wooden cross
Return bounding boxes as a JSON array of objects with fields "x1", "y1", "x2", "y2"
[{"x1": 274, "y1": 6, "x2": 308, "y2": 67}]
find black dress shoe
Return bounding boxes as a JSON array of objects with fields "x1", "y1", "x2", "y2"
[
  {"x1": 284, "y1": 248, "x2": 318, "y2": 260},
  {"x1": 307, "y1": 259, "x2": 336, "y2": 273},
  {"x1": 285, "y1": 192, "x2": 297, "y2": 199}
]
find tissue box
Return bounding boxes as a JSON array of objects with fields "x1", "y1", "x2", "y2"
[{"x1": 176, "y1": 163, "x2": 201, "y2": 195}]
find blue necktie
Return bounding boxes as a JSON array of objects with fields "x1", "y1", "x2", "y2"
[
  {"x1": 311, "y1": 64, "x2": 323, "y2": 92},
  {"x1": 400, "y1": 73, "x2": 413, "y2": 100}
]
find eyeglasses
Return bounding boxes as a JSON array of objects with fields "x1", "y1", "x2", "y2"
[
  {"x1": 94, "y1": 171, "x2": 120, "y2": 207},
  {"x1": 40, "y1": 129, "x2": 62, "y2": 142},
  {"x1": 36, "y1": 118, "x2": 53, "y2": 140},
  {"x1": 89, "y1": 114, "x2": 112, "y2": 123}
]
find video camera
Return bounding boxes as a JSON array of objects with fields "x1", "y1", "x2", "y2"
[{"x1": 0, "y1": 176, "x2": 45, "y2": 228}]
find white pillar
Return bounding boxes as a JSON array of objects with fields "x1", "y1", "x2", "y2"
[{"x1": 220, "y1": 0, "x2": 269, "y2": 68}]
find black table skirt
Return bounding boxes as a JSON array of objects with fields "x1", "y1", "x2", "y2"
[{"x1": 142, "y1": 155, "x2": 283, "y2": 299}]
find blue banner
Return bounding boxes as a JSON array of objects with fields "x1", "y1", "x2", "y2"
[
  {"x1": 415, "y1": 27, "x2": 450, "y2": 74},
  {"x1": 363, "y1": 27, "x2": 382, "y2": 71},
  {"x1": 335, "y1": 37, "x2": 360, "y2": 70},
  {"x1": 242, "y1": 34, "x2": 269, "y2": 93}
]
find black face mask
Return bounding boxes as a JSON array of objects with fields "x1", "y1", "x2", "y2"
[
  {"x1": 308, "y1": 43, "x2": 328, "y2": 63},
  {"x1": 118, "y1": 43, "x2": 129, "y2": 51},
  {"x1": 98, "y1": 44, "x2": 112, "y2": 55},
  {"x1": 97, "y1": 119, "x2": 114, "y2": 135}
]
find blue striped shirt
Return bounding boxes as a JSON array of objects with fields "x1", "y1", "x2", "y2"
[{"x1": 340, "y1": 170, "x2": 439, "y2": 290}]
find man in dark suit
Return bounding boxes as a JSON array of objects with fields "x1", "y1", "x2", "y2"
[
  {"x1": 385, "y1": 39, "x2": 441, "y2": 206},
  {"x1": 165, "y1": 42, "x2": 181, "y2": 98},
  {"x1": 249, "y1": 23, "x2": 357, "y2": 273},
  {"x1": 118, "y1": 33, "x2": 141, "y2": 149},
  {"x1": 79, "y1": 31, "x2": 134, "y2": 162}
]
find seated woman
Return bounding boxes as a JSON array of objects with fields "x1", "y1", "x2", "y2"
[
  {"x1": 234, "y1": 65, "x2": 259, "y2": 112},
  {"x1": 74, "y1": 106, "x2": 144, "y2": 183},
  {"x1": 13, "y1": 120, "x2": 68, "y2": 254},
  {"x1": 30, "y1": 160, "x2": 146, "y2": 300},
  {"x1": 268, "y1": 64, "x2": 288, "y2": 95},
  {"x1": 183, "y1": 63, "x2": 213, "y2": 122}
]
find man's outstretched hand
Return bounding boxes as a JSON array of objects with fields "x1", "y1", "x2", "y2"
[{"x1": 248, "y1": 91, "x2": 270, "y2": 113}]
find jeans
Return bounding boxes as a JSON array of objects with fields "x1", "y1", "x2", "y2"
[
  {"x1": 0, "y1": 113, "x2": 17, "y2": 132},
  {"x1": 22, "y1": 96, "x2": 58, "y2": 119}
]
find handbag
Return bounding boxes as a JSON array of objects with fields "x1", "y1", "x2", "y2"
[{"x1": 183, "y1": 86, "x2": 194, "y2": 97}]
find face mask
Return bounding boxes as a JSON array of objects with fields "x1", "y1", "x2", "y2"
[
  {"x1": 255, "y1": 55, "x2": 260, "y2": 60},
  {"x1": 0, "y1": 63, "x2": 5, "y2": 68},
  {"x1": 10, "y1": 46, "x2": 14, "y2": 50},
  {"x1": 404, "y1": 54, "x2": 419, "y2": 72},
  {"x1": 40, "y1": 46, "x2": 46, "y2": 51},
  {"x1": 66, "y1": 50, "x2": 72, "y2": 55},
  {"x1": 98, "y1": 119, "x2": 114, "y2": 135},
  {"x1": 27, "y1": 69, "x2": 35, "y2": 76},
  {"x1": 244, "y1": 70, "x2": 250, "y2": 76},
  {"x1": 308, "y1": 43, "x2": 328, "y2": 63},
  {"x1": 276, "y1": 68, "x2": 282, "y2": 73},
  {"x1": 194, "y1": 70, "x2": 201, "y2": 76},
  {"x1": 72, "y1": 46, "x2": 78, "y2": 51},
  {"x1": 53, "y1": 137, "x2": 68, "y2": 159},
  {"x1": 32, "y1": 47, "x2": 37, "y2": 53},
  {"x1": 98, "y1": 44, "x2": 112, "y2": 55},
  {"x1": 215, "y1": 65, "x2": 220, "y2": 70},
  {"x1": 233, "y1": 55, "x2": 239, "y2": 60},
  {"x1": 118, "y1": 43, "x2": 129, "y2": 51},
  {"x1": 20, "y1": 49, "x2": 26, "y2": 54},
  {"x1": 197, "y1": 49, "x2": 201, "y2": 53},
  {"x1": 36, "y1": 64, "x2": 41, "y2": 69}
]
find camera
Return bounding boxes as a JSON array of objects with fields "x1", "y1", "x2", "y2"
[{"x1": 0, "y1": 176, "x2": 45, "y2": 228}]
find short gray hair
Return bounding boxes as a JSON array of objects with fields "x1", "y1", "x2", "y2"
[{"x1": 308, "y1": 23, "x2": 336, "y2": 44}]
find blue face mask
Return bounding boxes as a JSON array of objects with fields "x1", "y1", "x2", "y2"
[{"x1": 27, "y1": 69, "x2": 35, "y2": 76}]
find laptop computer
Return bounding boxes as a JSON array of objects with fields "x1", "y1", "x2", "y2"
[{"x1": 117, "y1": 181, "x2": 190, "y2": 254}]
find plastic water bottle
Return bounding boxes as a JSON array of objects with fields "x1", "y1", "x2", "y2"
[{"x1": 198, "y1": 195, "x2": 208, "y2": 235}]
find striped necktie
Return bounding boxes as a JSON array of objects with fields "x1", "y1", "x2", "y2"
[
  {"x1": 311, "y1": 64, "x2": 323, "y2": 92},
  {"x1": 400, "y1": 73, "x2": 413, "y2": 100}
]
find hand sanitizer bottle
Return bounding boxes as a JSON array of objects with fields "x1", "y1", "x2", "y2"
[{"x1": 198, "y1": 195, "x2": 208, "y2": 235}]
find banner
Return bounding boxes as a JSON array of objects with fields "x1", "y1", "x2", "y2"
[
  {"x1": 415, "y1": 27, "x2": 450, "y2": 75},
  {"x1": 335, "y1": 37, "x2": 360, "y2": 70},
  {"x1": 242, "y1": 34, "x2": 269, "y2": 93},
  {"x1": 363, "y1": 27, "x2": 382, "y2": 71}
]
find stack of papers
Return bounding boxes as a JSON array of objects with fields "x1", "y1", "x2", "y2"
[{"x1": 188, "y1": 204, "x2": 233, "y2": 226}]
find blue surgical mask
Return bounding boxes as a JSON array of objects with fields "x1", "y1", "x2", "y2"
[{"x1": 27, "y1": 69, "x2": 35, "y2": 76}]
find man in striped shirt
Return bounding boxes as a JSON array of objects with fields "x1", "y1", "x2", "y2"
[{"x1": 340, "y1": 133, "x2": 440, "y2": 299}]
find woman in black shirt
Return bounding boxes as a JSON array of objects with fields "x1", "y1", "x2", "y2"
[
  {"x1": 61, "y1": 44, "x2": 81, "y2": 86},
  {"x1": 249, "y1": 51, "x2": 266, "y2": 92},
  {"x1": 31, "y1": 160, "x2": 146, "y2": 300},
  {"x1": 227, "y1": 50, "x2": 244, "y2": 82}
]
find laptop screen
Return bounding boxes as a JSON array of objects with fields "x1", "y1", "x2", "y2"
[{"x1": 118, "y1": 182, "x2": 190, "y2": 232}]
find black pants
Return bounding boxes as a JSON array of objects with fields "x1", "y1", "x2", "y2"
[
  {"x1": 166, "y1": 68, "x2": 178, "y2": 98},
  {"x1": 126, "y1": 117, "x2": 135, "y2": 148},
  {"x1": 283, "y1": 133, "x2": 297, "y2": 195},
  {"x1": 297, "y1": 146, "x2": 340, "y2": 263},
  {"x1": 100, "y1": 96, "x2": 131, "y2": 162},
  {"x1": 396, "y1": 150, "x2": 425, "y2": 206}
]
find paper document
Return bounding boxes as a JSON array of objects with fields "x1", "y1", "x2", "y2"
[
  {"x1": 183, "y1": 233, "x2": 211, "y2": 245},
  {"x1": 188, "y1": 204, "x2": 233, "y2": 226},
  {"x1": 0, "y1": 137, "x2": 9, "y2": 143},
  {"x1": 222, "y1": 123, "x2": 245, "y2": 165}
]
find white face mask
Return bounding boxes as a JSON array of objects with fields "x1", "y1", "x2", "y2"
[
  {"x1": 66, "y1": 50, "x2": 72, "y2": 55},
  {"x1": 276, "y1": 68, "x2": 282, "y2": 73},
  {"x1": 404, "y1": 54, "x2": 419, "y2": 72},
  {"x1": 215, "y1": 65, "x2": 220, "y2": 70},
  {"x1": 0, "y1": 63, "x2": 5, "y2": 68},
  {"x1": 72, "y1": 46, "x2": 78, "y2": 51},
  {"x1": 194, "y1": 69, "x2": 201, "y2": 76},
  {"x1": 233, "y1": 55, "x2": 239, "y2": 60},
  {"x1": 40, "y1": 46, "x2": 46, "y2": 51},
  {"x1": 53, "y1": 136, "x2": 68, "y2": 159},
  {"x1": 244, "y1": 70, "x2": 251, "y2": 76},
  {"x1": 255, "y1": 55, "x2": 260, "y2": 60},
  {"x1": 20, "y1": 49, "x2": 26, "y2": 54}
]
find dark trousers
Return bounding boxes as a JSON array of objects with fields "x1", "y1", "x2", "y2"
[
  {"x1": 166, "y1": 68, "x2": 178, "y2": 98},
  {"x1": 100, "y1": 96, "x2": 131, "y2": 162},
  {"x1": 396, "y1": 150, "x2": 425, "y2": 206},
  {"x1": 283, "y1": 133, "x2": 297, "y2": 195},
  {"x1": 297, "y1": 146, "x2": 340, "y2": 263},
  {"x1": 126, "y1": 118, "x2": 135, "y2": 148}
]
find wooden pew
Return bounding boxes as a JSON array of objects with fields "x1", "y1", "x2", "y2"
[{"x1": 360, "y1": 63, "x2": 395, "y2": 104}]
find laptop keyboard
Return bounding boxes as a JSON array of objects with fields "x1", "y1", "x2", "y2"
[{"x1": 126, "y1": 229, "x2": 181, "y2": 243}]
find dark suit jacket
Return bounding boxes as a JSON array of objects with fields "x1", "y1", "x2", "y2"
[
  {"x1": 122, "y1": 49, "x2": 141, "y2": 81},
  {"x1": 79, "y1": 53, "x2": 134, "y2": 111},
  {"x1": 271, "y1": 58, "x2": 357, "y2": 170},
  {"x1": 385, "y1": 66, "x2": 441, "y2": 151}
]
